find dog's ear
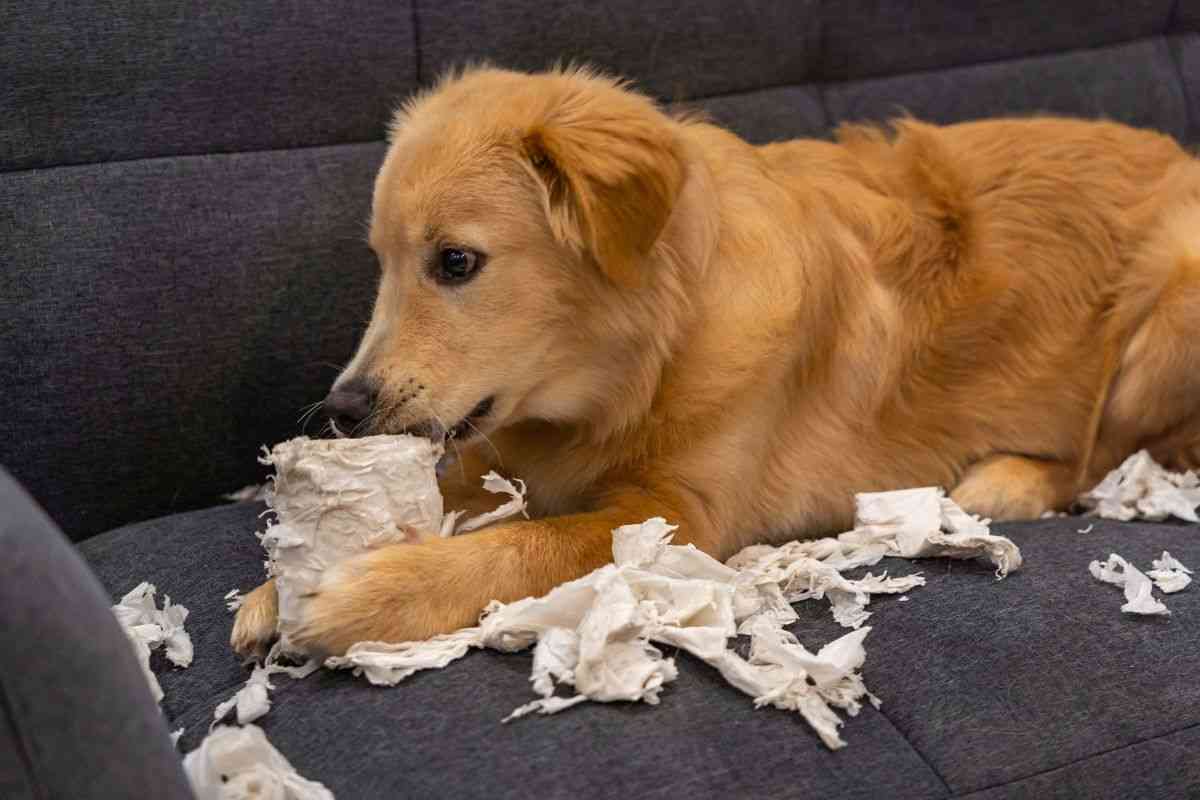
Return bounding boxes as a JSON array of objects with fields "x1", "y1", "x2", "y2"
[{"x1": 522, "y1": 94, "x2": 685, "y2": 287}]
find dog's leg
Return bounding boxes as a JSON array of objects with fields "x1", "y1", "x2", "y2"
[
  {"x1": 290, "y1": 497, "x2": 696, "y2": 656},
  {"x1": 950, "y1": 454, "x2": 1079, "y2": 520},
  {"x1": 230, "y1": 578, "x2": 278, "y2": 659},
  {"x1": 1096, "y1": 189, "x2": 1200, "y2": 475}
]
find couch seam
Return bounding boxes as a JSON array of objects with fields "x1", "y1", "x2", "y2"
[
  {"x1": 0, "y1": 670, "x2": 48, "y2": 800},
  {"x1": 869, "y1": 703, "x2": 953, "y2": 798},
  {"x1": 0, "y1": 136, "x2": 388, "y2": 178},
  {"x1": 0, "y1": 32, "x2": 1173, "y2": 177},
  {"x1": 949, "y1": 719, "x2": 1200, "y2": 798}
]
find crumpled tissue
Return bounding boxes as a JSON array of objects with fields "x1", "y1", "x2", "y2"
[
  {"x1": 1147, "y1": 551, "x2": 1192, "y2": 595},
  {"x1": 213, "y1": 643, "x2": 321, "y2": 726},
  {"x1": 328, "y1": 488, "x2": 1021, "y2": 750},
  {"x1": 111, "y1": 582, "x2": 193, "y2": 703},
  {"x1": 1088, "y1": 553, "x2": 1171, "y2": 616},
  {"x1": 1079, "y1": 450, "x2": 1200, "y2": 522},
  {"x1": 183, "y1": 724, "x2": 333, "y2": 800}
]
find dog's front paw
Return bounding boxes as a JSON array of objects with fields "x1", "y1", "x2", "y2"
[
  {"x1": 288, "y1": 541, "x2": 487, "y2": 657},
  {"x1": 950, "y1": 454, "x2": 1075, "y2": 521},
  {"x1": 230, "y1": 579, "x2": 279, "y2": 660}
]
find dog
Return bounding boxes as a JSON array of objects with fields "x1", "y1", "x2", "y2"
[{"x1": 232, "y1": 66, "x2": 1200, "y2": 657}]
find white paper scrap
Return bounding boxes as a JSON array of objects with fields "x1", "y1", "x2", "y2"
[
  {"x1": 1147, "y1": 551, "x2": 1192, "y2": 594},
  {"x1": 1089, "y1": 554, "x2": 1171, "y2": 616},
  {"x1": 183, "y1": 724, "x2": 333, "y2": 800},
  {"x1": 1079, "y1": 450, "x2": 1200, "y2": 522},
  {"x1": 111, "y1": 582, "x2": 194, "y2": 703},
  {"x1": 214, "y1": 643, "x2": 320, "y2": 727},
  {"x1": 225, "y1": 588, "x2": 244, "y2": 612},
  {"x1": 450, "y1": 471, "x2": 529, "y2": 534}
]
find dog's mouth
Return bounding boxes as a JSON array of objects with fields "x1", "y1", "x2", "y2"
[{"x1": 444, "y1": 396, "x2": 494, "y2": 442}]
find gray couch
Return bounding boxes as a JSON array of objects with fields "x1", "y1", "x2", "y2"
[{"x1": 2, "y1": 2, "x2": 1199, "y2": 797}]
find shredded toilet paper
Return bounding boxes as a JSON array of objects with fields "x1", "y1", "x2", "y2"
[
  {"x1": 183, "y1": 724, "x2": 334, "y2": 800},
  {"x1": 225, "y1": 589, "x2": 245, "y2": 612},
  {"x1": 1088, "y1": 553, "x2": 1172, "y2": 616},
  {"x1": 213, "y1": 643, "x2": 320, "y2": 727},
  {"x1": 1147, "y1": 551, "x2": 1193, "y2": 595},
  {"x1": 111, "y1": 582, "x2": 193, "y2": 703},
  {"x1": 1079, "y1": 450, "x2": 1200, "y2": 522},
  {"x1": 327, "y1": 489, "x2": 1020, "y2": 750}
]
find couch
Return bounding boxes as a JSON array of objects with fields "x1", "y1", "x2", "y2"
[{"x1": 2, "y1": 1, "x2": 1199, "y2": 797}]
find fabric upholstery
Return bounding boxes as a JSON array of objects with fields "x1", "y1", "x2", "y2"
[
  {"x1": 0, "y1": 143, "x2": 385, "y2": 539},
  {"x1": 0, "y1": 468, "x2": 192, "y2": 800},
  {"x1": 78, "y1": 506, "x2": 1200, "y2": 798},
  {"x1": 0, "y1": 1, "x2": 417, "y2": 170},
  {"x1": 4, "y1": 0, "x2": 1200, "y2": 539}
]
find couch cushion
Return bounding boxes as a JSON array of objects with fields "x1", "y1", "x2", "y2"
[
  {"x1": 79, "y1": 507, "x2": 1200, "y2": 797},
  {"x1": 1, "y1": 1, "x2": 417, "y2": 170},
  {"x1": 0, "y1": 142, "x2": 384, "y2": 540}
]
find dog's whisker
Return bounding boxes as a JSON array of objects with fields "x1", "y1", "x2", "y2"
[
  {"x1": 297, "y1": 400, "x2": 325, "y2": 432},
  {"x1": 463, "y1": 416, "x2": 503, "y2": 468},
  {"x1": 427, "y1": 402, "x2": 467, "y2": 485}
]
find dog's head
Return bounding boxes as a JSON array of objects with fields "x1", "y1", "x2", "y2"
[{"x1": 323, "y1": 67, "x2": 695, "y2": 445}]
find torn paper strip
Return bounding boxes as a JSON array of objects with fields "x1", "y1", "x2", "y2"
[
  {"x1": 1089, "y1": 554, "x2": 1171, "y2": 616},
  {"x1": 224, "y1": 589, "x2": 244, "y2": 612},
  {"x1": 1079, "y1": 450, "x2": 1200, "y2": 522},
  {"x1": 222, "y1": 484, "x2": 270, "y2": 503},
  {"x1": 450, "y1": 471, "x2": 529, "y2": 534},
  {"x1": 183, "y1": 724, "x2": 333, "y2": 800},
  {"x1": 214, "y1": 643, "x2": 320, "y2": 726},
  {"x1": 111, "y1": 582, "x2": 194, "y2": 703},
  {"x1": 1147, "y1": 551, "x2": 1192, "y2": 594}
]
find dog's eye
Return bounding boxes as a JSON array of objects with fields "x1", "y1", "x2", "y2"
[{"x1": 435, "y1": 248, "x2": 482, "y2": 285}]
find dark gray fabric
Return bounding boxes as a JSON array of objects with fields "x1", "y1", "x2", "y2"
[
  {"x1": 79, "y1": 504, "x2": 1200, "y2": 798},
  {"x1": 0, "y1": 142, "x2": 385, "y2": 540},
  {"x1": 0, "y1": 1, "x2": 417, "y2": 171},
  {"x1": 0, "y1": 468, "x2": 193, "y2": 800},
  {"x1": 689, "y1": 86, "x2": 830, "y2": 144},
  {"x1": 419, "y1": 0, "x2": 822, "y2": 103},
  {"x1": 825, "y1": 39, "x2": 1190, "y2": 141},
  {"x1": 820, "y1": 0, "x2": 1172, "y2": 81},
  {"x1": 958, "y1": 726, "x2": 1200, "y2": 799}
]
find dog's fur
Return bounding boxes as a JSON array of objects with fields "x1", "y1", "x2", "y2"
[{"x1": 233, "y1": 67, "x2": 1200, "y2": 657}]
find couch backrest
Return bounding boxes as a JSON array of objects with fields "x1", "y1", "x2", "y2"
[{"x1": 3, "y1": 0, "x2": 1199, "y2": 540}]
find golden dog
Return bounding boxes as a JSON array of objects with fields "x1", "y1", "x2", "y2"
[{"x1": 233, "y1": 66, "x2": 1200, "y2": 657}]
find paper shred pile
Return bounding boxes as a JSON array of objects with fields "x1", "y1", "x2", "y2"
[
  {"x1": 111, "y1": 582, "x2": 194, "y2": 704},
  {"x1": 183, "y1": 724, "x2": 334, "y2": 800},
  {"x1": 1089, "y1": 550, "x2": 1192, "y2": 616},
  {"x1": 328, "y1": 488, "x2": 1021, "y2": 750},
  {"x1": 1078, "y1": 450, "x2": 1200, "y2": 522}
]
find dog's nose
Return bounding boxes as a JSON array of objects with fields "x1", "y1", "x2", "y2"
[{"x1": 323, "y1": 378, "x2": 376, "y2": 437}]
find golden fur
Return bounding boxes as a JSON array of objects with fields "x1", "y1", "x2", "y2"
[{"x1": 233, "y1": 67, "x2": 1200, "y2": 657}]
